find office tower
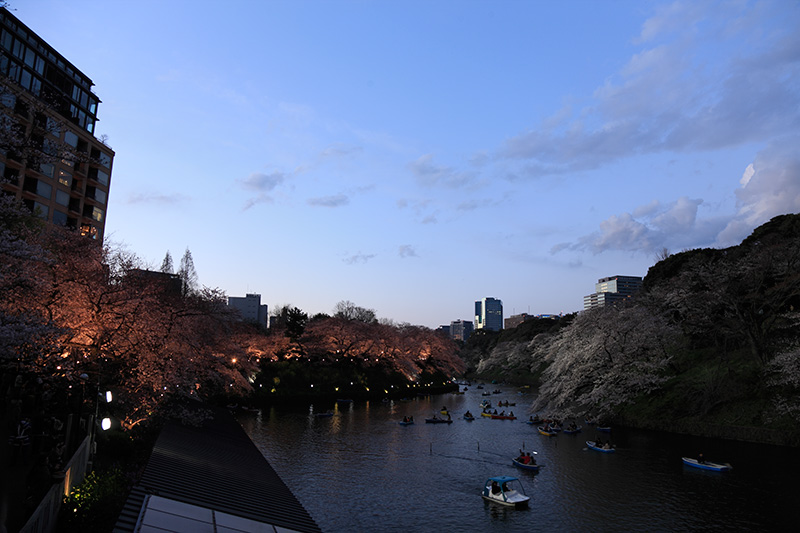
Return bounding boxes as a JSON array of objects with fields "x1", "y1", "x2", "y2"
[
  {"x1": 0, "y1": 7, "x2": 114, "y2": 241},
  {"x1": 450, "y1": 319, "x2": 474, "y2": 341},
  {"x1": 227, "y1": 293, "x2": 269, "y2": 328},
  {"x1": 475, "y1": 297, "x2": 503, "y2": 331},
  {"x1": 583, "y1": 275, "x2": 643, "y2": 310}
]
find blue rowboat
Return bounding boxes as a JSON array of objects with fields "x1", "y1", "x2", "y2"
[
  {"x1": 512, "y1": 457, "x2": 540, "y2": 472},
  {"x1": 682, "y1": 457, "x2": 731, "y2": 471},
  {"x1": 586, "y1": 440, "x2": 615, "y2": 453}
]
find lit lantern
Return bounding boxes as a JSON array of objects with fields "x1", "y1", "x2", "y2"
[{"x1": 101, "y1": 418, "x2": 111, "y2": 431}]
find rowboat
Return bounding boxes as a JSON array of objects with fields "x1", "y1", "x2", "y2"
[
  {"x1": 315, "y1": 411, "x2": 334, "y2": 418},
  {"x1": 538, "y1": 426, "x2": 557, "y2": 436},
  {"x1": 481, "y1": 411, "x2": 493, "y2": 418},
  {"x1": 562, "y1": 426, "x2": 582, "y2": 434},
  {"x1": 682, "y1": 457, "x2": 732, "y2": 471},
  {"x1": 481, "y1": 476, "x2": 530, "y2": 508},
  {"x1": 596, "y1": 426, "x2": 611, "y2": 432},
  {"x1": 464, "y1": 413, "x2": 475, "y2": 421},
  {"x1": 425, "y1": 417, "x2": 453, "y2": 424},
  {"x1": 586, "y1": 440, "x2": 615, "y2": 453},
  {"x1": 491, "y1": 415, "x2": 517, "y2": 420},
  {"x1": 512, "y1": 457, "x2": 540, "y2": 472}
]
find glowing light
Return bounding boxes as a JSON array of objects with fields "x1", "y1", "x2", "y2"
[
  {"x1": 105, "y1": 391, "x2": 113, "y2": 403},
  {"x1": 101, "y1": 418, "x2": 111, "y2": 430},
  {"x1": 231, "y1": 357, "x2": 237, "y2": 364}
]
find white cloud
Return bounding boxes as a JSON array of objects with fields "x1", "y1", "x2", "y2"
[
  {"x1": 127, "y1": 192, "x2": 189, "y2": 205},
  {"x1": 398, "y1": 245, "x2": 418, "y2": 258},
  {"x1": 718, "y1": 136, "x2": 800, "y2": 245},
  {"x1": 239, "y1": 171, "x2": 286, "y2": 192},
  {"x1": 343, "y1": 252, "x2": 376, "y2": 265},
  {"x1": 556, "y1": 136, "x2": 800, "y2": 255},
  {"x1": 500, "y1": 1, "x2": 800, "y2": 178},
  {"x1": 409, "y1": 154, "x2": 475, "y2": 188},
  {"x1": 308, "y1": 194, "x2": 350, "y2": 207}
]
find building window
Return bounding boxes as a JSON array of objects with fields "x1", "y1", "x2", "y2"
[
  {"x1": 93, "y1": 188, "x2": 106, "y2": 204},
  {"x1": 33, "y1": 200, "x2": 48, "y2": 219},
  {"x1": 36, "y1": 180, "x2": 52, "y2": 199},
  {"x1": 55, "y1": 189, "x2": 69, "y2": 206},
  {"x1": 89, "y1": 167, "x2": 109, "y2": 185},
  {"x1": 39, "y1": 162, "x2": 54, "y2": 178},
  {"x1": 64, "y1": 130, "x2": 78, "y2": 148},
  {"x1": 52, "y1": 209, "x2": 67, "y2": 225},
  {"x1": 58, "y1": 169, "x2": 72, "y2": 187},
  {"x1": 80, "y1": 224, "x2": 97, "y2": 239}
]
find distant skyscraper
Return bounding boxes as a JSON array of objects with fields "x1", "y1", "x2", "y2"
[
  {"x1": 0, "y1": 8, "x2": 114, "y2": 241},
  {"x1": 227, "y1": 293, "x2": 268, "y2": 327},
  {"x1": 475, "y1": 297, "x2": 503, "y2": 331},
  {"x1": 450, "y1": 319, "x2": 474, "y2": 341},
  {"x1": 583, "y1": 275, "x2": 643, "y2": 310}
]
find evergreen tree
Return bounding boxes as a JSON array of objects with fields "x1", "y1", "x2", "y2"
[
  {"x1": 160, "y1": 251, "x2": 174, "y2": 274},
  {"x1": 178, "y1": 247, "x2": 198, "y2": 295}
]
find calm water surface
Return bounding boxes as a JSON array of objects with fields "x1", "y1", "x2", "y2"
[{"x1": 238, "y1": 387, "x2": 795, "y2": 532}]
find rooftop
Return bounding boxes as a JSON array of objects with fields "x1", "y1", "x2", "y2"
[{"x1": 113, "y1": 406, "x2": 321, "y2": 533}]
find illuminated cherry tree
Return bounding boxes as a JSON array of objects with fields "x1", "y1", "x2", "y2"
[{"x1": 532, "y1": 305, "x2": 680, "y2": 419}]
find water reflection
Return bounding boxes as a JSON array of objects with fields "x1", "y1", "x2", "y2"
[{"x1": 239, "y1": 388, "x2": 796, "y2": 532}]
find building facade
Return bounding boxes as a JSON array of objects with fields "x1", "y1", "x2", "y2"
[
  {"x1": 475, "y1": 297, "x2": 503, "y2": 331},
  {"x1": 504, "y1": 313, "x2": 533, "y2": 329},
  {"x1": 583, "y1": 275, "x2": 643, "y2": 310},
  {"x1": 227, "y1": 293, "x2": 268, "y2": 328},
  {"x1": 449, "y1": 319, "x2": 474, "y2": 341},
  {"x1": 0, "y1": 8, "x2": 114, "y2": 241}
]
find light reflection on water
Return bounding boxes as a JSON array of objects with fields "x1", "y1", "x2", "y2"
[{"x1": 239, "y1": 389, "x2": 796, "y2": 532}]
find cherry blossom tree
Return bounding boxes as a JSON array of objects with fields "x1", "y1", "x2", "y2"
[{"x1": 532, "y1": 305, "x2": 680, "y2": 419}]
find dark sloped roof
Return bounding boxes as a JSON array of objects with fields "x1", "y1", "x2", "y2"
[{"x1": 113, "y1": 407, "x2": 321, "y2": 533}]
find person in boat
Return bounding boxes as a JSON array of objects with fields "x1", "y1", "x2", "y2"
[
  {"x1": 465, "y1": 410, "x2": 473, "y2": 418},
  {"x1": 698, "y1": 453, "x2": 706, "y2": 464},
  {"x1": 491, "y1": 481, "x2": 501, "y2": 494},
  {"x1": 500, "y1": 410, "x2": 505, "y2": 416},
  {"x1": 527, "y1": 452, "x2": 536, "y2": 465},
  {"x1": 595, "y1": 438, "x2": 603, "y2": 446},
  {"x1": 509, "y1": 411, "x2": 514, "y2": 417},
  {"x1": 501, "y1": 482, "x2": 509, "y2": 492},
  {"x1": 446, "y1": 413, "x2": 451, "y2": 420},
  {"x1": 603, "y1": 442, "x2": 612, "y2": 450}
]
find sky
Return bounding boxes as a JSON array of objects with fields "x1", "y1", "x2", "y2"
[{"x1": 14, "y1": 0, "x2": 800, "y2": 328}]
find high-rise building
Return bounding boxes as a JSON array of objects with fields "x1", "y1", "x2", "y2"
[
  {"x1": 583, "y1": 275, "x2": 643, "y2": 310},
  {"x1": 0, "y1": 8, "x2": 114, "y2": 241},
  {"x1": 227, "y1": 293, "x2": 268, "y2": 328},
  {"x1": 475, "y1": 297, "x2": 503, "y2": 331},
  {"x1": 449, "y1": 319, "x2": 474, "y2": 341}
]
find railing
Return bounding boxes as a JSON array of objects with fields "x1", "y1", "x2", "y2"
[{"x1": 18, "y1": 435, "x2": 91, "y2": 533}]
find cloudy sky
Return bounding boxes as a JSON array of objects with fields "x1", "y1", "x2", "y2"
[{"x1": 16, "y1": 0, "x2": 800, "y2": 327}]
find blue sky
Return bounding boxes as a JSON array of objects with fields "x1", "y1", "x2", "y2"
[{"x1": 16, "y1": 0, "x2": 800, "y2": 327}]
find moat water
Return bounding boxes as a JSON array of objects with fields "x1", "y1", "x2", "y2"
[{"x1": 239, "y1": 386, "x2": 795, "y2": 532}]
